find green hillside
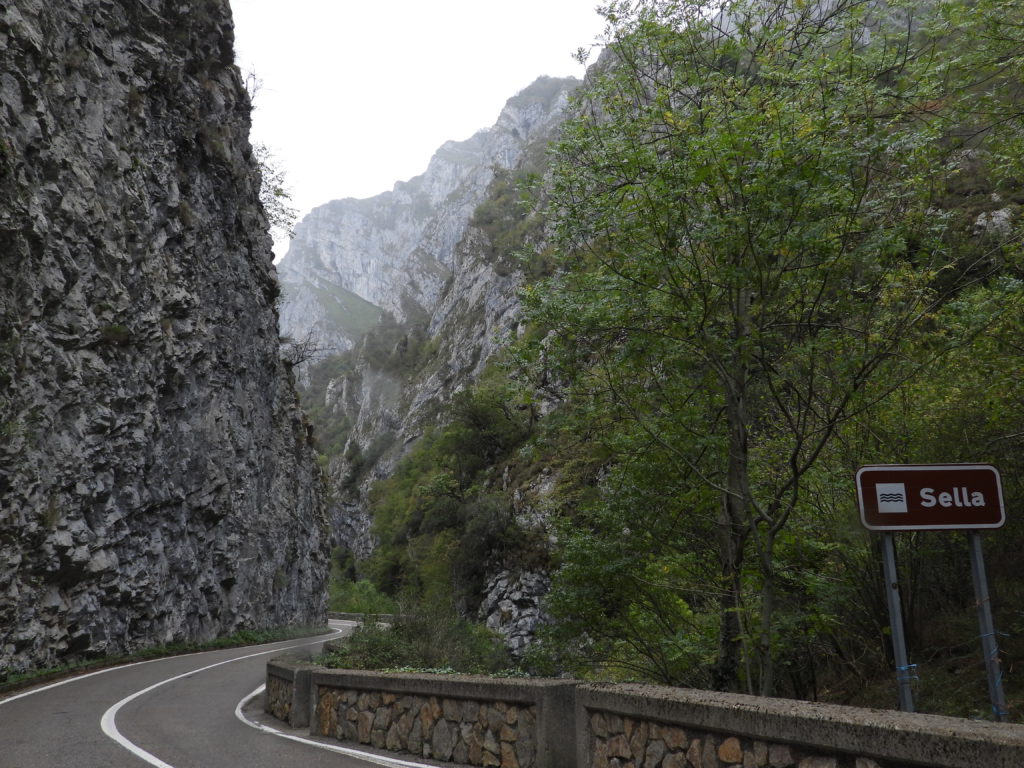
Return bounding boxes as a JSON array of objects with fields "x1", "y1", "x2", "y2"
[
  {"x1": 308, "y1": 0, "x2": 1024, "y2": 720},
  {"x1": 306, "y1": 281, "x2": 383, "y2": 340}
]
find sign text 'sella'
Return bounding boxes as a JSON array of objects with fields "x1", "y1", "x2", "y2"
[{"x1": 856, "y1": 465, "x2": 1004, "y2": 530}]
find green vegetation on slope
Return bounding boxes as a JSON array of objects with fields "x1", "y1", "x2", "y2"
[
  {"x1": 363, "y1": 367, "x2": 536, "y2": 610},
  {"x1": 306, "y1": 0, "x2": 1024, "y2": 720},
  {"x1": 328, "y1": 547, "x2": 398, "y2": 615},
  {"x1": 513, "y1": 0, "x2": 1024, "y2": 711},
  {"x1": 306, "y1": 281, "x2": 383, "y2": 340},
  {"x1": 321, "y1": 600, "x2": 509, "y2": 674}
]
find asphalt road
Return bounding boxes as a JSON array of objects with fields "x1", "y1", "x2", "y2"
[{"x1": 0, "y1": 620, "x2": 436, "y2": 768}]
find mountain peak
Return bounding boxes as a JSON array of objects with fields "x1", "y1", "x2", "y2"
[{"x1": 276, "y1": 76, "x2": 579, "y2": 355}]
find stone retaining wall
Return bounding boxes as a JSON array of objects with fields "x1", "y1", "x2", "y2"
[
  {"x1": 266, "y1": 673, "x2": 293, "y2": 723},
  {"x1": 316, "y1": 687, "x2": 536, "y2": 766},
  {"x1": 585, "y1": 707, "x2": 888, "y2": 768},
  {"x1": 576, "y1": 683, "x2": 1024, "y2": 768},
  {"x1": 266, "y1": 658, "x2": 315, "y2": 729},
  {"x1": 266, "y1": 662, "x2": 1024, "y2": 768},
  {"x1": 308, "y1": 670, "x2": 576, "y2": 768}
]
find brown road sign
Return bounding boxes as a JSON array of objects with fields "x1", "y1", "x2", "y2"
[{"x1": 856, "y1": 464, "x2": 1005, "y2": 531}]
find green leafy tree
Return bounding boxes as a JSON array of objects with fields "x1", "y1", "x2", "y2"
[
  {"x1": 244, "y1": 70, "x2": 297, "y2": 239},
  {"x1": 252, "y1": 140, "x2": 297, "y2": 240},
  {"x1": 529, "y1": 436, "x2": 722, "y2": 685},
  {"x1": 525, "y1": 0, "x2": 1021, "y2": 693}
]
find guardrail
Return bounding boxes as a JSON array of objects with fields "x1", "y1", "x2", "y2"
[{"x1": 266, "y1": 661, "x2": 1024, "y2": 768}]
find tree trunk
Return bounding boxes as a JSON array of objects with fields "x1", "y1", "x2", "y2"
[
  {"x1": 712, "y1": 364, "x2": 751, "y2": 692},
  {"x1": 712, "y1": 508, "x2": 746, "y2": 692}
]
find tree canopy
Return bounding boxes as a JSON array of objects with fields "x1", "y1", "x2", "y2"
[{"x1": 521, "y1": 0, "x2": 1024, "y2": 695}]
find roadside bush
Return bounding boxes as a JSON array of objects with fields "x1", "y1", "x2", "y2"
[
  {"x1": 329, "y1": 577, "x2": 397, "y2": 615},
  {"x1": 321, "y1": 598, "x2": 510, "y2": 674},
  {"x1": 328, "y1": 547, "x2": 398, "y2": 615}
]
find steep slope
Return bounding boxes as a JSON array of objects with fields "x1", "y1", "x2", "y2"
[
  {"x1": 0, "y1": 0, "x2": 329, "y2": 676},
  {"x1": 276, "y1": 76, "x2": 577, "y2": 356},
  {"x1": 282, "y1": 77, "x2": 577, "y2": 559}
]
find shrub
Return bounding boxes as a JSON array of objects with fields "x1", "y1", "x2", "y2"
[
  {"x1": 321, "y1": 597, "x2": 510, "y2": 674},
  {"x1": 99, "y1": 324, "x2": 131, "y2": 346},
  {"x1": 329, "y1": 578, "x2": 397, "y2": 615}
]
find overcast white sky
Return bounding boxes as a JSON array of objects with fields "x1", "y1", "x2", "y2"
[{"x1": 229, "y1": 0, "x2": 607, "y2": 257}]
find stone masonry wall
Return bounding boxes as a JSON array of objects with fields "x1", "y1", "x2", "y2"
[
  {"x1": 315, "y1": 687, "x2": 537, "y2": 767},
  {"x1": 588, "y1": 710, "x2": 902, "y2": 768},
  {"x1": 269, "y1": 663, "x2": 1024, "y2": 768},
  {"x1": 578, "y1": 684, "x2": 1024, "y2": 768},
  {"x1": 266, "y1": 673, "x2": 293, "y2": 724}
]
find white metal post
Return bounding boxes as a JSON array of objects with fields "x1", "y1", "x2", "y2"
[
  {"x1": 968, "y1": 531, "x2": 1009, "y2": 721},
  {"x1": 881, "y1": 532, "x2": 915, "y2": 713}
]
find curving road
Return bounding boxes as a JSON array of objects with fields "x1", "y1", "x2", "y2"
[{"x1": 0, "y1": 620, "x2": 435, "y2": 768}]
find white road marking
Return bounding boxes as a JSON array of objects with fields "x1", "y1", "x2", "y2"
[
  {"x1": 0, "y1": 623, "x2": 352, "y2": 709},
  {"x1": 99, "y1": 627, "x2": 347, "y2": 768},
  {"x1": 0, "y1": 657, "x2": 166, "y2": 707},
  {"x1": 234, "y1": 684, "x2": 436, "y2": 768}
]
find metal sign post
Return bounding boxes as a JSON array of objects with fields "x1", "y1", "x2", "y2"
[
  {"x1": 880, "y1": 532, "x2": 915, "y2": 712},
  {"x1": 968, "y1": 531, "x2": 1009, "y2": 722},
  {"x1": 856, "y1": 464, "x2": 1007, "y2": 720}
]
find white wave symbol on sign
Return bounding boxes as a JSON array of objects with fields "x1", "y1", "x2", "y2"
[{"x1": 876, "y1": 483, "x2": 909, "y2": 514}]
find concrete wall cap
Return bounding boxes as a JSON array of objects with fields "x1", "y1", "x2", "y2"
[
  {"x1": 311, "y1": 668, "x2": 575, "y2": 704},
  {"x1": 267, "y1": 657, "x2": 318, "y2": 681}
]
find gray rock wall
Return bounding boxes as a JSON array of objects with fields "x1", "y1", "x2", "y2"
[
  {"x1": 0, "y1": 0, "x2": 329, "y2": 675},
  {"x1": 480, "y1": 571, "x2": 551, "y2": 659}
]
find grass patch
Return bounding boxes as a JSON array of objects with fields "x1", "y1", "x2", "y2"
[
  {"x1": 98, "y1": 324, "x2": 131, "y2": 346},
  {"x1": 307, "y1": 281, "x2": 382, "y2": 339}
]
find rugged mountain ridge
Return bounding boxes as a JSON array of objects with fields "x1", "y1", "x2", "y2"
[
  {"x1": 277, "y1": 77, "x2": 577, "y2": 356},
  {"x1": 0, "y1": 0, "x2": 329, "y2": 675},
  {"x1": 279, "y1": 78, "x2": 577, "y2": 561}
]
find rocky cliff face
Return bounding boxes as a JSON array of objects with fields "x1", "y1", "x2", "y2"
[
  {"x1": 0, "y1": 0, "x2": 329, "y2": 675},
  {"x1": 279, "y1": 78, "x2": 577, "y2": 559},
  {"x1": 277, "y1": 77, "x2": 577, "y2": 356}
]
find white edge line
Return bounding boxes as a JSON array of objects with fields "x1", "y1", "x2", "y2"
[
  {"x1": 0, "y1": 657, "x2": 165, "y2": 707},
  {"x1": 0, "y1": 625, "x2": 349, "y2": 708},
  {"x1": 99, "y1": 629, "x2": 346, "y2": 768},
  {"x1": 234, "y1": 684, "x2": 436, "y2": 768}
]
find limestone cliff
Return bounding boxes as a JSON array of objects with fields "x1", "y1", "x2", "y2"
[
  {"x1": 278, "y1": 77, "x2": 577, "y2": 558},
  {"x1": 277, "y1": 76, "x2": 577, "y2": 356},
  {"x1": 0, "y1": 0, "x2": 329, "y2": 675}
]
